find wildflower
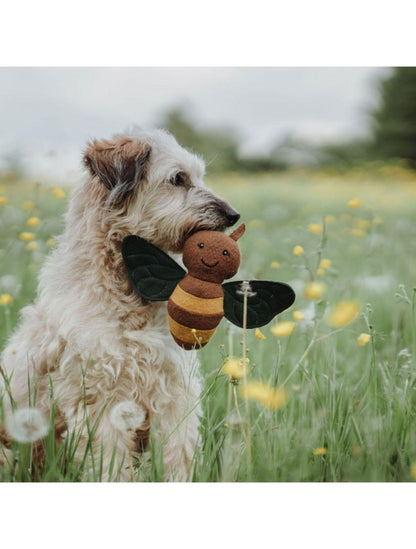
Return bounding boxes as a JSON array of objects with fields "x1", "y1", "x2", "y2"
[
  {"x1": 308, "y1": 223, "x2": 322, "y2": 235},
  {"x1": 352, "y1": 445, "x2": 361, "y2": 456},
  {"x1": 304, "y1": 281, "x2": 325, "y2": 300},
  {"x1": 271, "y1": 321, "x2": 295, "y2": 337},
  {"x1": 348, "y1": 197, "x2": 360, "y2": 208},
  {"x1": 373, "y1": 216, "x2": 384, "y2": 225},
  {"x1": 26, "y1": 241, "x2": 38, "y2": 252},
  {"x1": 313, "y1": 447, "x2": 327, "y2": 456},
  {"x1": 26, "y1": 217, "x2": 40, "y2": 227},
  {"x1": 22, "y1": 201, "x2": 35, "y2": 211},
  {"x1": 255, "y1": 328, "x2": 266, "y2": 340},
  {"x1": 320, "y1": 259, "x2": 331, "y2": 269},
  {"x1": 324, "y1": 215, "x2": 336, "y2": 224},
  {"x1": 358, "y1": 333, "x2": 371, "y2": 346},
  {"x1": 46, "y1": 238, "x2": 56, "y2": 247},
  {"x1": 356, "y1": 219, "x2": 371, "y2": 230},
  {"x1": 341, "y1": 214, "x2": 351, "y2": 222},
  {"x1": 0, "y1": 294, "x2": 13, "y2": 306},
  {"x1": 109, "y1": 401, "x2": 146, "y2": 432},
  {"x1": 0, "y1": 196, "x2": 8, "y2": 205},
  {"x1": 293, "y1": 310, "x2": 304, "y2": 321},
  {"x1": 20, "y1": 232, "x2": 35, "y2": 242},
  {"x1": 351, "y1": 228, "x2": 364, "y2": 237},
  {"x1": 6, "y1": 407, "x2": 49, "y2": 443},
  {"x1": 293, "y1": 245, "x2": 304, "y2": 256},
  {"x1": 317, "y1": 268, "x2": 325, "y2": 276},
  {"x1": 327, "y1": 301, "x2": 360, "y2": 327},
  {"x1": 239, "y1": 381, "x2": 289, "y2": 410},
  {"x1": 249, "y1": 219, "x2": 263, "y2": 228},
  {"x1": 270, "y1": 261, "x2": 280, "y2": 269},
  {"x1": 222, "y1": 357, "x2": 249, "y2": 380},
  {"x1": 53, "y1": 187, "x2": 66, "y2": 199},
  {"x1": 411, "y1": 464, "x2": 416, "y2": 480}
]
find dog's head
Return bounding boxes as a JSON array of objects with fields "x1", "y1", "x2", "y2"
[{"x1": 83, "y1": 130, "x2": 239, "y2": 251}]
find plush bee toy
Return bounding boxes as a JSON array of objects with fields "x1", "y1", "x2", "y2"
[{"x1": 122, "y1": 224, "x2": 295, "y2": 350}]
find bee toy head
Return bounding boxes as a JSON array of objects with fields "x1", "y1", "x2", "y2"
[{"x1": 183, "y1": 224, "x2": 246, "y2": 283}]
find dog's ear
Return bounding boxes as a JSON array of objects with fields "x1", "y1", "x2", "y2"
[{"x1": 83, "y1": 137, "x2": 151, "y2": 205}]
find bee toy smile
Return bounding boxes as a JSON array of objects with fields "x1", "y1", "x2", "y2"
[{"x1": 122, "y1": 224, "x2": 295, "y2": 350}]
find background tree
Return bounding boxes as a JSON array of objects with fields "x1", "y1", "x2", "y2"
[{"x1": 370, "y1": 67, "x2": 416, "y2": 166}]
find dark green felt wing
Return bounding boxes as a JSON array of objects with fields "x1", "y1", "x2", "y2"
[
  {"x1": 122, "y1": 235, "x2": 186, "y2": 301},
  {"x1": 223, "y1": 280, "x2": 296, "y2": 328}
]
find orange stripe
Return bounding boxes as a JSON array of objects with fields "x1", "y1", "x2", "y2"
[
  {"x1": 170, "y1": 285, "x2": 223, "y2": 315},
  {"x1": 168, "y1": 315, "x2": 217, "y2": 346}
]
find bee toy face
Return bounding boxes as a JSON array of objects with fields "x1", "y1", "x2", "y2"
[{"x1": 182, "y1": 225, "x2": 245, "y2": 283}]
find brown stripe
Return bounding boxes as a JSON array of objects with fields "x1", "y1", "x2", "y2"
[
  {"x1": 179, "y1": 275, "x2": 224, "y2": 298},
  {"x1": 171, "y1": 334, "x2": 207, "y2": 350},
  {"x1": 168, "y1": 315, "x2": 216, "y2": 346},
  {"x1": 170, "y1": 285, "x2": 223, "y2": 315},
  {"x1": 168, "y1": 299, "x2": 223, "y2": 330}
]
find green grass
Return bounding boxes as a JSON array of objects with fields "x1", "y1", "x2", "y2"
[{"x1": 1, "y1": 165, "x2": 416, "y2": 481}]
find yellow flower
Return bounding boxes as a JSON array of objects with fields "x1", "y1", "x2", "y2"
[
  {"x1": 222, "y1": 357, "x2": 249, "y2": 380},
  {"x1": 373, "y1": 216, "x2": 384, "y2": 225},
  {"x1": 20, "y1": 232, "x2": 35, "y2": 241},
  {"x1": 351, "y1": 228, "x2": 364, "y2": 237},
  {"x1": 293, "y1": 310, "x2": 304, "y2": 321},
  {"x1": 53, "y1": 187, "x2": 66, "y2": 198},
  {"x1": 356, "y1": 219, "x2": 371, "y2": 230},
  {"x1": 327, "y1": 301, "x2": 360, "y2": 327},
  {"x1": 239, "y1": 381, "x2": 289, "y2": 410},
  {"x1": 249, "y1": 219, "x2": 263, "y2": 228},
  {"x1": 0, "y1": 196, "x2": 8, "y2": 205},
  {"x1": 271, "y1": 321, "x2": 295, "y2": 337},
  {"x1": 358, "y1": 333, "x2": 371, "y2": 346},
  {"x1": 255, "y1": 328, "x2": 266, "y2": 340},
  {"x1": 26, "y1": 241, "x2": 38, "y2": 252},
  {"x1": 22, "y1": 200, "x2": 35, "y2": 211},
  {"x1": 313, "y1": 447, "x2": 328, "y2": 456},
  {"x1": 270, "y1": 261, "x2": 280, "y2": 269},
  {"x1": 317, "y1": 268, "x2": 325, "y2": 276},
  {"x1": 293, "y1": 245, "x2": 304, "y2": 256},
  {"x1": 341, "y1": 214, "x2": 351, "y2": 222},
  {"x1": 46, "y1": 238, "x2": 56, "y2": 247},
  {"x1": 347, "y1": 197, "x2": 360, "y2": 208},
  {"x1": 308, "y1": 223, "x2": 322, "y2": 235},
  {"x1": 351, "y1": 445, "x2": 361, "y2": 456},
  {"x1": 320, "y1": 259, "x2": 331, "y2": 269},
  {"x1": 0, "y1": 294, "x2": 13, "y2": 306},
  {"x1": 324, "y1": 215, "x2": 336, "y2": 224},
  {"x1": 304, "y1": 281, "x2": 325, "y2": 300},
  {"x1": 411, "y1": 464, "x2": 416, "y2": 480},
  {"x1": 27, "y1": 217, "x2": 40, "y2": 227}
]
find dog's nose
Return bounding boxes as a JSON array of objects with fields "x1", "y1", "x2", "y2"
[{"x1": 223, "y1": 205, "x2": 240, "y2": 226}]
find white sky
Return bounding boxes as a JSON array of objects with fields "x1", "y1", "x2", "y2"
[{"x1": 0, "y1": 67, "x2": 390, "y2": 182}]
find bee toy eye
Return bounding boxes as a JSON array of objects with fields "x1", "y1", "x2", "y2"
[
  {"x1": 198, "y1": 243, "x2": 204, "y2": 248},
  {"x1": 223, "y1": 250, "x2": 229, "y2": 255}
]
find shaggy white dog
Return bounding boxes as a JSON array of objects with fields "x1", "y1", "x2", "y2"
[{"x1": 0, "y1": 130, "x2": 239, "y2": 480}]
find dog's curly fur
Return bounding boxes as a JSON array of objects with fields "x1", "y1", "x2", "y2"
[{"x1": 0, "y1": 129, "x2": 239, "y2": 480}]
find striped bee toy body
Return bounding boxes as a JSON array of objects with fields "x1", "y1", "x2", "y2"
[
  {"x1": 122, "y1": 223, "x2": 296, "y2": 351},
  {"x1": 167, "y1": 275, "x2": 224, "y2": 350}
]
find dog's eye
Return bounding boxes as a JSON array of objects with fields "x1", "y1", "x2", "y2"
[
  {"x1": 170, "y1": 172, "x2": 186, "y2": 187},
  {"x1": 198, "y1": 243, "x2": 204, "y2": 248},
  {"x1": 223, "y1": 250, "x2": 229, "y2": 256}
]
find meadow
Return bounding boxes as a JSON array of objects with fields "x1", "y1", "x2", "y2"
[{"x1": 1, "y1": 163, "x2": 416, "y2": 481}]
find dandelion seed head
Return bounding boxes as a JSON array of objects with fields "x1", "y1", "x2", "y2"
[
  {"x1": 6, "y1": 407, "x2": 49, "y2": 443},
  {"x1": 109, "y1": 401, "x2": 146, "y2": 432}
]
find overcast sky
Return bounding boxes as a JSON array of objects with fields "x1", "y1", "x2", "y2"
[{"x1": 0, "y1": 67, "x2": 390, "y2": 182}]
